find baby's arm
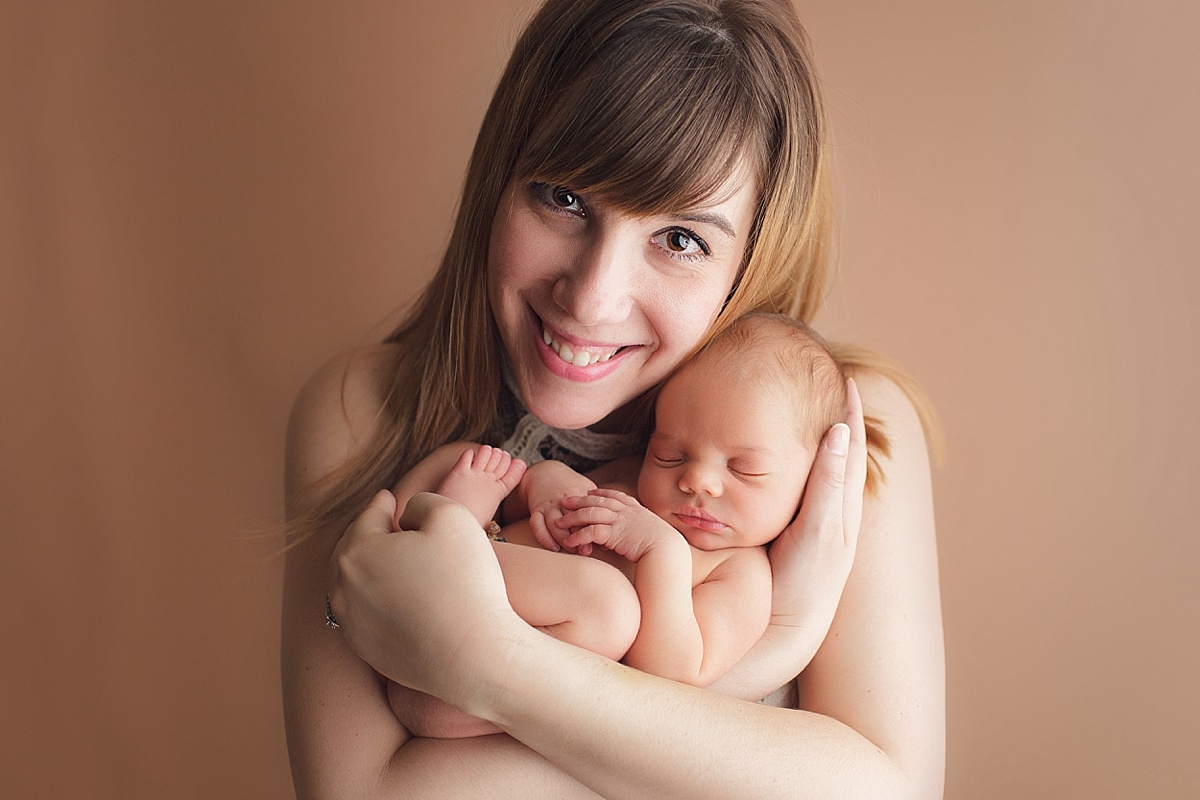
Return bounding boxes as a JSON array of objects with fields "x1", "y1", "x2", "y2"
[
  {"x1": 683, "y1": 548, "x2": 773, "y2": 684},
  {"x1": 558, "y1": 489, "x2": 772, "y2": 687}
]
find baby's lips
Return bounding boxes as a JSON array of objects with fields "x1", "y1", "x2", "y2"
[{"x1": 672, "y1": 509, "x2": 728, "y2": 532}]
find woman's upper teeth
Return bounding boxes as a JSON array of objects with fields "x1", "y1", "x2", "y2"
[{"x1": 543, "y1": 327, "x2": 619, "y2": 368}]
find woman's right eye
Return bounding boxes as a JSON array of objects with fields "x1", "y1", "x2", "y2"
[{"x1": 532, "y1": 182, "x2": 586, "y2": 216}]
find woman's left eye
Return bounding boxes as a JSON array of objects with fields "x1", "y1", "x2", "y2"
[
  {"x1": 653, "y1": 228, "x2": 710, "y2": 259},
  {"x1": 530, "y1": 182, "x2": 586, "y2": 215},
  {"x1": 550, "y1": 186, "x2": 583, "y2": 213}
]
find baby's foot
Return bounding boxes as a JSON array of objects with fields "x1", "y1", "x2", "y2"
[
  {"x1": 387, "y1": 680, "x2": 503, "y2": 739},
  {"x1": 436, "y1": 445, "x2": 526, "y2": 526}
]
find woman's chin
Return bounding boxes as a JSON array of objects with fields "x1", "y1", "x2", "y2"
[{"x1": 524, "y1": 400, "x2": 608, "y2": 431}]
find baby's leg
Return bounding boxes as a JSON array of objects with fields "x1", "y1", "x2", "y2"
[
  {"x1": 493, "y1": 541, "x2": 640, "y2": 661},
  {"x1": 435, "y1": 445, "x2": 526, "y2": 526},
  {"x1": 390, "y1": 540, "x2": 640, "y2": 739}
]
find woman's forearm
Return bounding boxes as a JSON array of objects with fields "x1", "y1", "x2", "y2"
[
  {"x1": 367, "y1": 736, "x2": 602, "y2": 800},
  {"x1": 705, "y1": 621, "x2": 826, "y2": 701},
  {"x1": 477, "y1": 634, "x2": 906, "y2": 800}
]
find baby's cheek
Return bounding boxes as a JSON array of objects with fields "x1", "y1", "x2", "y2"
[{"x1": 635, "y1": 469, "x2": 672, "y2": 516}]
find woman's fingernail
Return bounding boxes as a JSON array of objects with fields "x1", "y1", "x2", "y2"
[{"x1": 826, "y1": 423, "x2": 850, "y2": 455}]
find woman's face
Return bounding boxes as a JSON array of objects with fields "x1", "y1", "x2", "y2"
[{"x1": 487, "y1": 167, "x2": 758, "y2": 430}]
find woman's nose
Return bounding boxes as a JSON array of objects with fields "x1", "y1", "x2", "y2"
[
  {"x1": 679, "y1": 463, "x2": 723, "y2": 498},
  {"x1": 551, "y1": 231, "x2": 634, "y2": 326}
]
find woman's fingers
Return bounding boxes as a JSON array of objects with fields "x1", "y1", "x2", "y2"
[
  {"x1": 359, "y1": 488, "x2": 400, "y2": 534},
  {"x1": 842, "y1": 377, "x2": 868, "y2": 544},
  {"x1": 397, "y1": 489, "x2": 476, "y2": 533},
  {"x1": 767, "y1": 378, "x2": 866, "y2": 619},
  {"x1": 328, "y1": 489, "x2": 398, "y2": 618},
  {"x1": 788, "y1": 377, "x2": 865, "y2": 550},
  {"x1": 329, "y1": 491, "x2": 523, "y2": 704}
]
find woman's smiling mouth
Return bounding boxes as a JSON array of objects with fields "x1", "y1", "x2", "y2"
[
  {"x1": 530, "y1": 312, "x2": 637, "y2": 382},
  {"x1": 541, "y1": 326, "x2": 624, "y2": 367}
]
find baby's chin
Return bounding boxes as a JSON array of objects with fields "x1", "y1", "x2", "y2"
[{"x1": 688, "y1": 526, "x2": 779, "y2": 551}]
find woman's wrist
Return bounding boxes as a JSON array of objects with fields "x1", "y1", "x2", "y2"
[
  {"x1": 477, "y1": 628, "x2": 625, "y2": 730},
  {"x1": 450, "y1": 615, "x2": 548, "y2": 721}
]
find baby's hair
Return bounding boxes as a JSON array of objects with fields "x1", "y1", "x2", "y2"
[{"x1": 684, "y1": 311, "x2": 847, "y2": 451}]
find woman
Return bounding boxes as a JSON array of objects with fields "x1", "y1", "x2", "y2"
[{"x1": 282, "y1": 0, "x2": 945, "y2": 797}]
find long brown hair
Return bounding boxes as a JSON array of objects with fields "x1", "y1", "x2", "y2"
[{"x1": 289, "y1": 0, "x2": 929, "y2": 541}]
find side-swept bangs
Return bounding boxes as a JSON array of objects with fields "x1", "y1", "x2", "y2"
[{"x1": 513, "y1": 5, "x2": 771, "y2": 217}]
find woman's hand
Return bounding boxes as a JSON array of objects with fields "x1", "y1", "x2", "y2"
[
  {"x1": 768, "y1": 377, "x2": 865, "y2": 625},
  {"x1": 327, "y1": 490, "x2": 528, "y2": 712}
]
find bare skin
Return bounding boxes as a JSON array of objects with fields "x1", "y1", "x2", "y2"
[
  {"x1": 285, "y1": 346, "x2": 943, "y2": 799},
  {"x1": 383, "y1": 442, "x2": 641, "y2": 740},
  {"x1": 431, "y1": 445, "x2": 526, "y2": 526}
]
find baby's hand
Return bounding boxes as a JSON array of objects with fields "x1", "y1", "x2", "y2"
[
  {"x1": 522, "y1": 460, "x2": 598, "y2": 554},
  {"x1": 530, "y1": 501, "x2": 588, "y2": 554},
  {"x1": 557, "y1": 489, "x2": 668, "y2": 562}
]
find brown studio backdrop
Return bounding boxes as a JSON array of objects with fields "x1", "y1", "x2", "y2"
[{"x1": 2, "y1": 1, "x2": 1197, "y2": 798}]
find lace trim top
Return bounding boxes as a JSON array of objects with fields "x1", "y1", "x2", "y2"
[{"x1": 487, "y1": 368, "x2": 643, "y2": 473}]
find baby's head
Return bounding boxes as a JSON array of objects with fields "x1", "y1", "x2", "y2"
[{"x1": 637, "y1": 313, "x2": 847, "y2": 550}]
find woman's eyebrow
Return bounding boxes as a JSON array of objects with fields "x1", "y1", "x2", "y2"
[{"x1": 672, "y1": 211, "x2": 736, "y2": 239}]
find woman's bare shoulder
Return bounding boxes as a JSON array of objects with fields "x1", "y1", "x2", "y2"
[
  {"x1": 797, "y1": 361, "x2": 945, "y2": 796},
  {"x1": 854, "y1": 367, "x2": 924, "y2": 437},
  {"x1": 843, "y1": 357, "x2": 941, "y2": 467},
  {"x1": 285, "y1": 344, "x2": 402, "y2": 501}
]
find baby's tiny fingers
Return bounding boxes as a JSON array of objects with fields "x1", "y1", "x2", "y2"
[
  {"x1": 529, "y1": 511, "x2": 561, "y2": 552},
  {"x1": 557, "y1": 506, "x2": 617, "y2": 528},
  {"x1": 564, "y1": 525, "x2": 609, "y2": 549},
  {"x1": 562, "y1": 494, "x2": 626, "y2": 513},
  {"x1": 586, "y1": 488, "x2": 636, "y2": 504},
  {"x1": 559, "y1": 494, "x2": 600, "y2": 510}
]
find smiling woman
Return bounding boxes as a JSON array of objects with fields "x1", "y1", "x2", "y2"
[
  {"x1": 7, "y1": 0, "x2": 1198, "y2": 796},
  {"x1": 282, "y1": 1, "x2": 944, "y2": 798},
  {"x1": 487, "y1": 170, "x2": 757, "y2": 430}
]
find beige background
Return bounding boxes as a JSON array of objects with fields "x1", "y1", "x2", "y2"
[{"x1": 2, "y1": 1, "x2": 1197, "y2": 797}]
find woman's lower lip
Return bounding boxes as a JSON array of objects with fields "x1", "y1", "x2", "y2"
[{"x1": 530, "y1": 313, "x2": 632, "y2": 383}]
